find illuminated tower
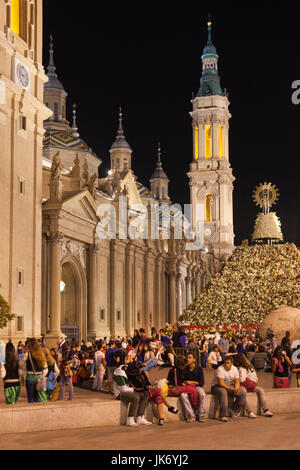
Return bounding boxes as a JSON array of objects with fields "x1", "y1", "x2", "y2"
[
  {"x1": 150, "y1": 143, "x2": 170, "y2": 205},
  {"x1": 187, "y1": 18, "x2": 235, "y2": 260},
  {"x1": 0, "y1": 1, "x2": 52, "y2": 341}
]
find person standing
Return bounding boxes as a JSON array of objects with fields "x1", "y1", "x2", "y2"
[
  {"x1": 0, "y1": 349, "x2": 21, "y2": 404},
  {"x1": 281, "y1": 331, "x2": 292, "y2": 358},
  {"x1": 58, "y1": 345, "x2": 74, "y2": 401},
  {"x1": 199, "y1": 335, "x2": 208, "y2": 368},
  {"x1": 183, "y1": 352, "x2": 206, "y2": 422},
  {"x1": 92, "y1": 342, "x2": 106, "y2": 392},
  {"x1": 218, "y1": 332, "x2": 229, "y2": 360},
  {"x1": 19, "y1": 338, "x2": 48, "y2": 403},
  {"x1": 105, "y1": 340, "x2": 118, "y2": 393},
  {"x1": 211, "y1": 355, "x2": 247, "y2": 422},
  {"x1": 17, "y1": 341, "x2": 24, "y2": 361}
]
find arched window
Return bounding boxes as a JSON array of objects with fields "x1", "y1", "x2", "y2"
[
  {"x1": 194, "y1": 125, "x2": 199, "y2": 160},
  {"x1": 218, "y1": 125, "x2": 223, "y2": 158},
  {"x1": 205, "y1": 193, "x2": 213, "y2": 222},
  {"x1": 162, "y1": 187, "x2": 165, "y2": 199},
  {"x1": 156, "y1": 186, "x2": 160, "y2": 199},
  {"x1": 205, "y1": 125, "x2": 211, "y2": 159}
]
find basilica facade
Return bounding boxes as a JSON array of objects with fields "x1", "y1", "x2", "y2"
[{"x1": 0, "y1": 1, "x2": 235, "y2": 346}]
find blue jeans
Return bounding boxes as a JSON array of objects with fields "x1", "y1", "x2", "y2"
[
  {"x1": 26, "y1": 379, "x2": 41, "y2": 403},
  {"x1": 201, "y1": 352, "x2": 208, "y2": 368},
  {"x1": 58, "y1": 375, "x2": 74, "y2": 401}
]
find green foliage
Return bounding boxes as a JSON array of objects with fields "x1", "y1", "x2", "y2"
[{"x1": 0, "y1": 295, "x2": 14, "y2": 329}]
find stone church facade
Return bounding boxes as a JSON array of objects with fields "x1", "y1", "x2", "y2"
[{"x1": 0, "y1": 2, "x2": 235, "y2": 346}]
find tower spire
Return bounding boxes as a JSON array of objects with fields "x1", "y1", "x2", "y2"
[
  {"x1": 157, "y1": 142, "x2": 162, "y2": 169},
  {"x1": 207, "y1": 13, "x2": 212, "y2": 44},
  {"x1": 45, "y1": 33, "x2": 65, "y2": 92},
  {"x1": 72, "y1": 103, "x2": 79, "y2": 137},
  {"x1": 197, "y1": 16, "x2": 223, "y2": 97},
  {"x1": 111, "y1": 105, "x2": 131, "y2": 150}
]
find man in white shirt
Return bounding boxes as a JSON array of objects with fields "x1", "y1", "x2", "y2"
[{"x1": 211, "y1": 355, "x2": 247, "y2": 422}]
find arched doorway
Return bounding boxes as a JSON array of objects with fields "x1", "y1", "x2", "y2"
[{"x1": 60, "y1": 257, "x2": 87, "y2": 345}]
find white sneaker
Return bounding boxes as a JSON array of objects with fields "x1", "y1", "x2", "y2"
[
  {"x1": 219, "y1": 416, "x2": 228, "y2": 422},
  {"x1": 136, "y1": 416, "x2": 152, "y2": 425},
  {"x1": 263, "y1": 410, "x2": 274, "y2": 417},
  {"x1": 126, "y1": 416, "x2": 138, "y2": 427},
  {"x1": 247, "y1": 411, "x2": 256, "y2": 419}
]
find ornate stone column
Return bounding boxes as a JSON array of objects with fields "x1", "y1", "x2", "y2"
[
  {"x1": 125, "y1": 243, "x2": 134, "y2": 336},
  {"x1": 88, "y1": 243, "x2": 99, "y2": 339},
  {"x1": 46, "y1": 232, "x2": 63, "y2": 343},
  {"x1": 186, "y1": 268, "x2": 192, "y2": 306},
  {"x1": 154, "y1": 256, "x2": 163, "y2": 329},
  {"x1": 168, "y1": 266, "x2": 177, "y2": 325}
]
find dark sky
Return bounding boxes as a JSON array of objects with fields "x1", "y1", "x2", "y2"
[{"x1": 43, "y1": 1, "x2": 300, "y2": 246}]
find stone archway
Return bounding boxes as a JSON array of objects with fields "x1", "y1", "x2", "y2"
[{"x1": 60, "y1": 255, "x2": 87, "y2": 345}]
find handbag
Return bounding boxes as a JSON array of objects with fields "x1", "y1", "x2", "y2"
[
  {"x1": 274, "y1": 376, "x2": 290, "y2": 388},
  {"x1": 241, "y1": 378, "x2": 257, "y2": 391},
  {"x1": 28, "y1": 353, "x2": 47, "y2": 392}
]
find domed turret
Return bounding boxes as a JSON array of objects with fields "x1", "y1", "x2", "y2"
[{"x1": 197, "y1": 18, "x2": 223, "y2": 97}]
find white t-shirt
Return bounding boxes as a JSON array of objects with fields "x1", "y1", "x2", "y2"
[
  {"x1": 238, "y1": 366, "x2": 258, "y2": 384},
  {"x1": 208, "y1": 351, "x2": 222, "y2": 365},
  {"x1": 212, "y1": 364, "x2": 239, "y2": 387}
]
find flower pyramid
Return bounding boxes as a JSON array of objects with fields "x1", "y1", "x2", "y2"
[
  {"x1": 252, "y1": 212, "x2": 283, "y2": 242},
  {"x1": 179, "y1": 243, "x2": 300, "y2": 329}
]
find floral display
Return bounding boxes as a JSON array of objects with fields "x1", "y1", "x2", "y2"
[
  {"x1": 252, "y1": 211, "x2": 283, "y2": 241},
  {"x1": 177, "y1": 243, "x2": 300, "y2": 334}
]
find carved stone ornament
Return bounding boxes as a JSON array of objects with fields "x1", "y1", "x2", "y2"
[{"x1": 60, "y1": 239, "x2": 86, "y2": 268}]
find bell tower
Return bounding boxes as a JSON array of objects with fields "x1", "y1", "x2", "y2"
[
  {"x1": 188, "y1": 18, "x2": 235, "y2": 260},
  {"x1": 0, "y1": 0, "x2": 52, "y2": 341}
]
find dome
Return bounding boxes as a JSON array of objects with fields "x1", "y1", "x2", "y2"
[
  {"x1": 202, "y1": 43, "x2": 218, "y2": 58},
  {"x1": 110, "y1": 107, "x2": 131, "y2": 150},
  {"x1": 150, "y1": 166, "x2": 168, "y2": 180}
]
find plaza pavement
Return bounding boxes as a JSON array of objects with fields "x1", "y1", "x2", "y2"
[{"x1": 0, "y1": 412, "x2": 300, "y2": 450}]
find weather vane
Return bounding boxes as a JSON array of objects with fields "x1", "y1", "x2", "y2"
[{"x1": 252, "y1": 182, "x2": 279, "y2": 215}]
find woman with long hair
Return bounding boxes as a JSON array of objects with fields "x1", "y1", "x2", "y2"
[
  {"x1": 0, "y1": 349, "x2": 21, "y2": 404},
  {"x1": 272, "y1": 346, "x2": 292, "y2": 389},
  {"x1": 142, "y1": 344, "x2": 156, "y2": 379},
  {"x1": 235, "y1": 354, "x2": 273, "y2": 418},
  {"x1": 19, "y1": 338, "x2": 48, "y2": 403},
  {"x1": 132, "y1": 329, "x2": 141, "y2": 348}
]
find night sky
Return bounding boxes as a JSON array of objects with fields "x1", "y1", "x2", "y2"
[{"x1": 43, "y1": 1, "x2": 300, "y2": 247}]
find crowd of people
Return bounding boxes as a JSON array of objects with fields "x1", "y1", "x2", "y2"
[{"x1": 1, "y1": 326, "x2": 300, "y2": 426}]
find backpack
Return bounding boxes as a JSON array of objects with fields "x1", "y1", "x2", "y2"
[{"x1": 46, "y1": 370, "x2": 58, "y2": 391}]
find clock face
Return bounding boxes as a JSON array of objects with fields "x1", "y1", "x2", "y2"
[
  {"x1": 17, "y1": 63, "x2": 29, "y2": 89},
  {"x1": 205, "y1": 228, "x2": 212, "y2": 237}
]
